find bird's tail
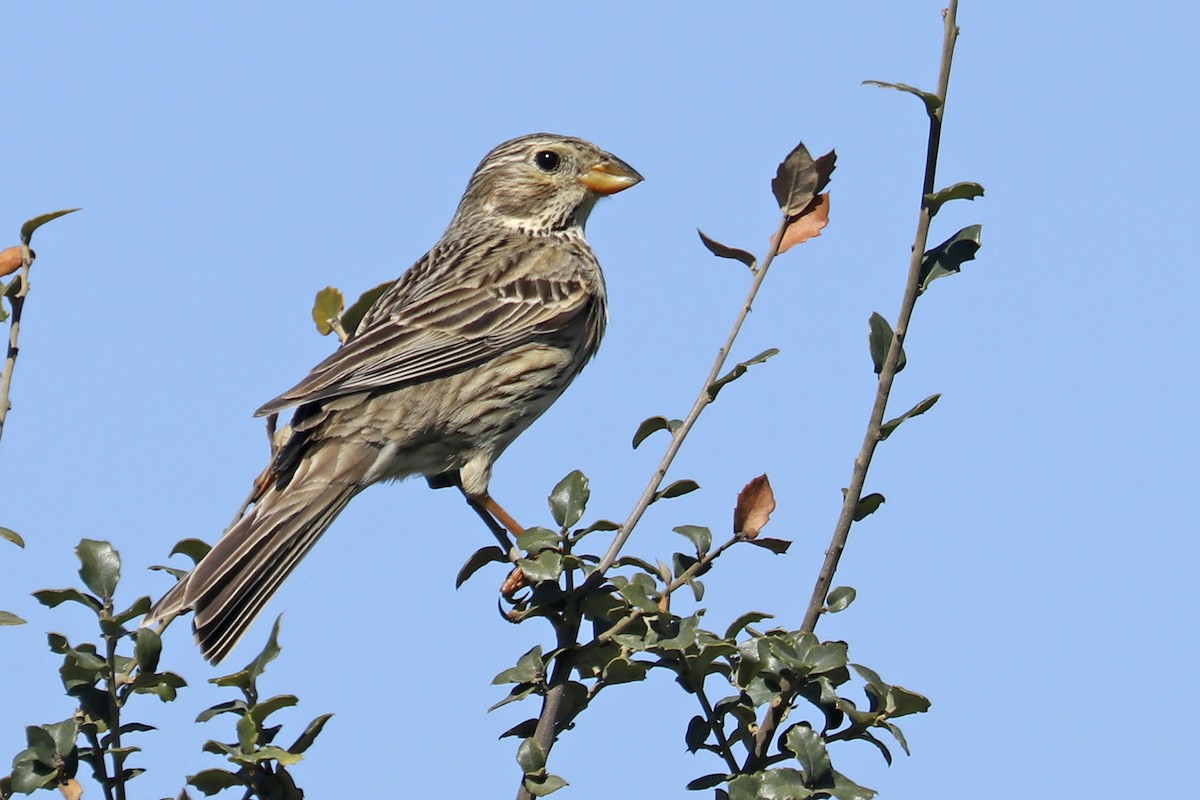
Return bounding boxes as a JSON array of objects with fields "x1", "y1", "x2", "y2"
[{"x1": 147, "y1": 475, "x2": 360, "y2": 664}]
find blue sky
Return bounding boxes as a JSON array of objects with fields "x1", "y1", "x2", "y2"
[{"x1": 2, "y1": 3, "x2": 1195, "y2": 798}]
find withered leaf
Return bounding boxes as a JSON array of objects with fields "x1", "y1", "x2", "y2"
[
  {"x1": 771, "y1": 142, "x2": 818, "y2": 216},
  {"x1": 0, "y1": 246, "x2": 22, "y2": 278},
  {"x1": 697, "y1": 229, "x2": 756, "y2": 270},
  {"x1": 734, "y1": 474, "x2": 775, "y2": 539},
  {"x1": 774, "y1": 194, "x2": 831, "y2": 254},
  {"x1": 311, "y1": 286, "x2": 345, "y2": 337}
]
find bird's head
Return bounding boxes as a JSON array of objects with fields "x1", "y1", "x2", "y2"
[{"x1": 453, "y1": 133, "x2": 643, "y2": 233}]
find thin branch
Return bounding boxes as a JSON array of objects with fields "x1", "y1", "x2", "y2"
[
  {"x1": 0, "y1": 247, "x2": 34, "y2": 445},
  {"x1": 592, "y1": 214, "x2": 792, "y2": 580},
  {"x1": 800, "y1": 0, "x2": 960, "y2": 637}
]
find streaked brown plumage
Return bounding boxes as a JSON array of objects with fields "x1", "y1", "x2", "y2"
[{"x1": 147, "y1": 133, "x2": 641, "y2": 663}]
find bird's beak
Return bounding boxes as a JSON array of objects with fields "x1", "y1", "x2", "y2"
[{"x1": 579, "y1": 154, "x2": 643, "y2": 195}]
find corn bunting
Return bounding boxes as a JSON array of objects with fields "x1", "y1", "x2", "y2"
[{"x1": 148, "y1": 133, "x2": 642, "y2": 663}]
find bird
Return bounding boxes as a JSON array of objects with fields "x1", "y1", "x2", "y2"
[{"x1": 147, "y1": 133, "x2": 642, "y2": 663}]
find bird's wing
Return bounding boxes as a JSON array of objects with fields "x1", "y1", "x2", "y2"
[{"x1": 255, "y1": 239, "x2": 597, "y2": 416}]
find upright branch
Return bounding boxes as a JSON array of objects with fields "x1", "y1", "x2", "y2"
[
  {"x1": 800, "y1": 0, "x2": 962, "y2": 634},
  {"x1": 0, "y1": 209, "x2": 80, "y2": 448}
]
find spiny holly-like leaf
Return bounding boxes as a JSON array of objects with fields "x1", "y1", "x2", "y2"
[
  {"x1": 632, "y1": 415, "x2": 681, "y2": 449},
  {"x1": 1, "y1": 526, "x2": 25, "y2": 548},
  {"x1": 775, "y1": 194, "x2": 831, "y2": 254},
  {"x1": 455, "y1": 545, "x2": 507, "y2": 588},
  {"x1": 728, "y1": 768, "x2": 814, "y2": 800},
  {"x1": 21, "y1": 208, "x2": 80, "y2": 246},
  {"x1": 340, "y1": 280, "x2": 390, "y2": 336},
  {"x1": 76, "y1": 539, "x2": 121, "y2": 599},
  {"x1": 828, "y1": 770, "x2": 877, "y2": 800},
  {"x1": 825, "y1": 586, "x2": 857, "y2": 613},
  {"x1": 784, "y1": 724, "x2": 833, "y2": 786},
  {"x1": 919, "y1": 224, "x2": 982, "y2": 293},
  {"x1": 33, "y1": 588, "x2": 101, "y2": 611},
  {"x1": 925, "y1": 181, "x2": 984, "y2": 216},
  {"x1": 863, "y1": 80, "x2": 941, "y2": 115},
  {"x1": 311, "y1": 286, "x2": 345, "y2": 336},
  {"x1": 867, "y1": 313, "x2": 906, "y2": 375},
  {"x1": 734, "y1": 474, "x2": 775, "y2": 539},
  {"x1": 880, "y1": 393, "x2": 941, "y2": 440},
  {"x1": 0, "y1": 246, "x2": 21, "y2": 278},
  {"x1": 548, "y1": 470, "x2": 589, "y2": 528},
  {"x1": 0, "y1": 610, "x2": 26, "y2": 625},
  {"x1": 772, "y1": 142, "x2": 818, "y2": 216},
  {"x1": 853, "y1": 493, "x2": 886, "y2": 521},
  {"x1": 698, "y1": 229, "x2": 756, "y2": 270},
  {"x1": 709, "y1": 348, "x2": 780, "y2": 399}
]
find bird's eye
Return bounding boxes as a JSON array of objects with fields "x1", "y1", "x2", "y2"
[{"x1": 534, "y1": 150, "x2": 561, "y2": 172}]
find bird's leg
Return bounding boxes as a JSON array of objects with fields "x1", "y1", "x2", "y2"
[{"x1": 431, "y1": 471, "x2": 530, "y2": 597}]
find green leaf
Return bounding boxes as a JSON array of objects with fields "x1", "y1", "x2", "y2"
[
  {"x1": 111, "y1": 595, "x2": 152, "y2": 626},
  {"x1": 340, "y1": 280, "x2": 390, "y2": 336},
  {"x1": 698, "y1": 229, "x2": 756, "y2": 270},
  {"x1": 21, "y1": 208, "x2": 80, "y2": 246},
  {"x1": 867, "y1": 313, "x2": 905, "y2": 375},
  {"x1": 925, "y1": 181, "x2": 984, "y2": 216},
  {"x1": 685, "y1": 715, "x2": 710, "y2": 753},
  {"x1": 517, "y1": 552, "x2": 562, "y2": 583},
  {"x1": 516, "y1": 736, "x2": 547, "y2": 774},
  {"x1": 187, "y1": 768, "x2": 245, "y2": 796},
  {"x1": 724, "y1": 611, "x2": 773, "y2": 640},
  {"x1": 886, "y1": 685, "x2": 931, "y2": 718},
  {"x1": 828, "y1": 770, "x2": 877, "y2": 800},
  {"x1": 708, "y1": 348, "x2": 780, "y2": 399},
  {"x1": 686, "y1": 774, "x2": 729, "y2": 791},
  {"x1": 289, "y1": 713, "x2": 333, "y2": 755},
  {"x1": 524, "y1": 773, "x2": 568, "y2": 797},
  {"x1": 853, "y1": 493, "x2": 885, "y2": 522},
  {"x1": 195, "y1": 699, "x2": 248, "y2": 723},
  {"x1": 130, "y1": 670, "x2": 187, "y2": 701},
  {"x1": 311, "y1": 286, "x2": 345, "y2": 336},
  {"x1": 0, "y1": 610, "x2": 26, "y2": 625},
  {"x1": 784, "y1": 724, "x2": 833, "y2": 786},
  {"x1": 631, "y1": 415, "x2": 681, "y2": 449},
  {"x1": 134, "y1": 627, "x2": 162, "y2": 673},
  {"x1": 516, "y1": 526, "x2": 560, "y2": 554},
  {"x1": 919, "y1": 224, "x2": 982, "y2": 293},
  {"x1": 493, "y1": 646, "x2": 544, "y2": 685},
  {"x1": 548, "y1": 470, "x2": 589, "y2": 528},
  {"x1": 862, "y1": 79, "x2": 942, "y2": 115},
  {"x1": 213, "y1": 615, "x2": 283, "y2": 691},
  {"x1": 76, "y1": 539, "x2": 121, "y2": 599},
  {"x1": 729, "y1": 768, "x2": 815, "y2": 800},
  {"x1": 673, "y1": 525, "x2": 712, "y2": 555},
  {"x1": 236, "y1": 713, "x2": 257, "y2": 751},
  {"x1": 44, "y1": 718, "x2": 79, "y2": 761},
  {"x1": 248, "y1": 694, "x2": 298, "y2": 726},
  {"x1": 745, "y1": 537, "x2": 791, "y2": 554},
  {"x1": 772, "y1": 142, "x2": 818, "y2": 216},
  {"x1": 825, "y1": 586, "x2": 856, "y2": 614},
  {"x1": 33, "y1": 588, "x2": 102, "y2": 612},
  {"x1": 884, "y1": 721, "x2": 911, "y2": 755},
  {"x1": 655, "y1": 479, "x2": 699, "y2": 501},
  {"x1": 170, "y1": 537, "x2": 213, "y2": 564},
  {"x1": 455, "y1": 545, "x2": 507, "y2": 588},
  {"x1": 879, "y1": 394, "x2": 941, "y2": 440},
  {"x1": 0, "y1": 526, "x2": 24, "y2": 548}
]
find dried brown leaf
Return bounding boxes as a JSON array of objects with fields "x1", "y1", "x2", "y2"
[
  {"x1": 774, "y1": 194, "x2": 831, "y2": 254},
  {"x1": 733, "y1": 474, "x2": 776, "y2": 539},
  {"x1": 59, "y1": 779, "x2": 83, "y2": 800},
  {"x1": 0, "y1": 246, "x2": 22, "y2": 278}
]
